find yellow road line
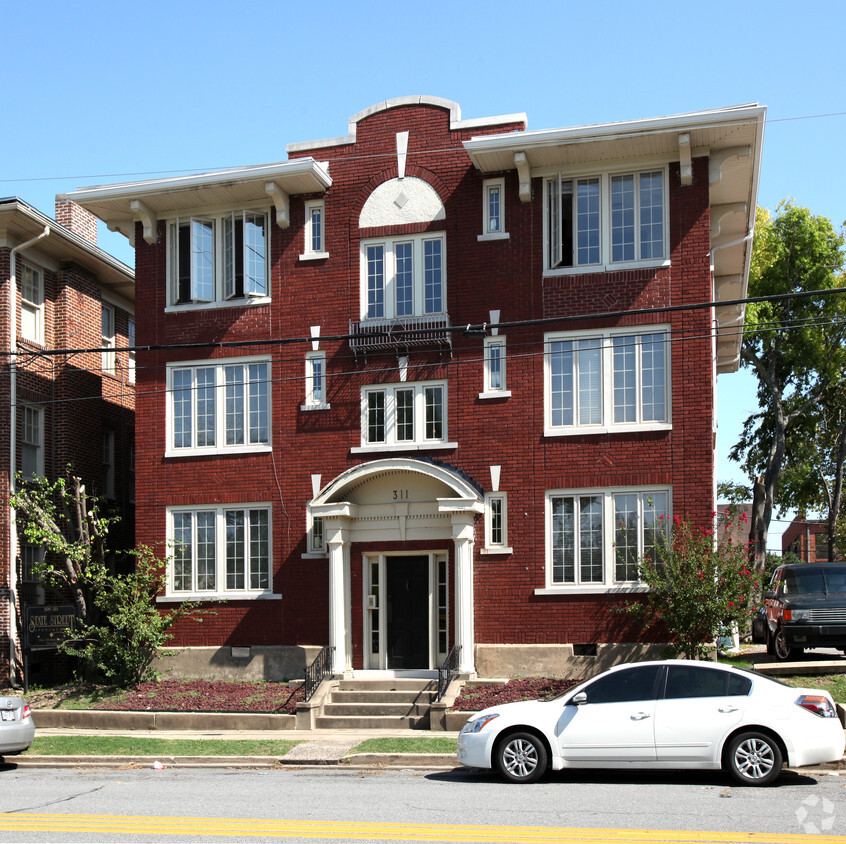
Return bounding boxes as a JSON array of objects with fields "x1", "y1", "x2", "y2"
[{"x1": 0, "y1": 815, "x2": 843, "y2": 844}]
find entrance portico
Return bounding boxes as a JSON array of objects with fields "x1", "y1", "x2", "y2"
[{"x1": 310, "y1": 458, "x2": 484, "y2": 676}]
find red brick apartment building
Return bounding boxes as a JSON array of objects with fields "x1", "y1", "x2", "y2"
[
  {"x1": 1, "y1": 197, "x2": 135, "y2": 686},
  {"x1": 69, "y1": 97, "x2": 765, "y2": 680},
  {"x1": 782, "y1": 516, "x2": 831, "y2": 563}
]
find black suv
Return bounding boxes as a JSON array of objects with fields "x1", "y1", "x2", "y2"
[{"x1": 752, "y1": 562, "x2": 846, "y2": 661}]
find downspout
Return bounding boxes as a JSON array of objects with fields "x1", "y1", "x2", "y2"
[{"x1": 8, "y1": 225, "x2": 50, "y2": 686}]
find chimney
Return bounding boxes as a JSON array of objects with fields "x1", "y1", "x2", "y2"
[{"x1": 55, "y1": 196, "x2": 98, "y2": 246}]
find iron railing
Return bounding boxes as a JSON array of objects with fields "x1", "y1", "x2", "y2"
[
  {"x1": 436, "y1": 644, "x2": 461, "y2": 702},
  {"x1": 349, "y1": 314, "x2": 452, "y2": 354},
  {"x1": 303, "y1": 645, "x2": 334, "y2": 702}
]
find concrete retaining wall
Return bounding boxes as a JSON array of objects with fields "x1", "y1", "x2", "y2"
[{"x1": 150, "y1": 646, "x2": 322, "y2": 682}]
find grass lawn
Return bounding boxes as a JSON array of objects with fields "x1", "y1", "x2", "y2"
[
  {"x1": 349, "y1": 737, "x2": 458, "y2": 755},
  {"x1": 25, "y1": 736, "x2": 300, "y2": 757}
]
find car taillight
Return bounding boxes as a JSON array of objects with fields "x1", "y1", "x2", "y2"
[
  {"x1": 795, "y1": 694, "x2": 838, "y2": 718},
  {"x1": 21, "y1": 704, "x2": 31, "y2": 720}
]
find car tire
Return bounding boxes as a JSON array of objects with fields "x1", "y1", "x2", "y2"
[
  {"x1": 726, "y1": 731, "x2": 783, "y2": 786},
  {"x1": 496, "y1": 731, "x2": 548, "y2": 784},
  {"x1": 772, "y1": 627, "x2": 801, "y2": 661}
]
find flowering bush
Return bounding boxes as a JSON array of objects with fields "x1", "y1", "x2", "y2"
[{"x1": 621, "y1": 511, "x2": 761, "y2": 660}]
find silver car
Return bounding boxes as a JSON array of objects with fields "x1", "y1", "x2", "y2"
[{"x1": 0, "y1": 696, "x2": 35, "y2": 756}]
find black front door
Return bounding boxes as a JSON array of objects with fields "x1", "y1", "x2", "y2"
[{"x1": 386, "y1": 556, "x2": 429, "y2": 669}]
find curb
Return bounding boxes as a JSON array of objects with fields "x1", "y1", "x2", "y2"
[{"x1": 8, "y1": 753, "x2": 459, "y2": 770}]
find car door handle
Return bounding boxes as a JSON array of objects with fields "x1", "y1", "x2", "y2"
[
  {"x1": 630, "y1": 712, "x2": 651, "y2": 720},
  {"x1": 718, "y1": 705, "x2": 739, "y2": 713}
]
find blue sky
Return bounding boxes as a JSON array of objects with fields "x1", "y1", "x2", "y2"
[{"x1": 5, "y1": 0, "x2": 844, "y2": 543}]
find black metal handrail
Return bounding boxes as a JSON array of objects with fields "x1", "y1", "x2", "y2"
[
  {"x1": 436, "y1": 644, "x2": 461, "y2": 702},
  {"x1": 303, "y1": 645, "x2": 334, "y2": 702}
]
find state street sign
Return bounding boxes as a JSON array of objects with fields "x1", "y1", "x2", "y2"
[{"x1": 25, "y1": 605, "x2": 77, "y2": 650}]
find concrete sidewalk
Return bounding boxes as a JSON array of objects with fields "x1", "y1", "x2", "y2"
[{"x1": 11, "y1": 726, "x2": 462, "y2": 770}]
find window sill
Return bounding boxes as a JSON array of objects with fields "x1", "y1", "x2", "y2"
[
  {"x1": 165, "y1": 444, "x2": 272, "y2": 458},
  {"x1": 165, "y1": 296, "x2": 271, "y2": 314},
  {"x1": 534, "y1": 585, "x2": 649, "y2": 596},
  {"x1": 299, "y1": 251, "x2": 329, "y2": 262},
  {"x1": 543, "y1": 422, "x2": 671, "y2": 437},
  {"x1": 300, "y1": 403, "x2": 331, "y2": 412},
  {"x1": 480, "y1": 546, "x2": 513, "y2": 555},
  {"x1": 478, "y1": 390, "x2": 511, "y2": 400},
  {"x1": 477, "y1": 232, "x2": 510, "y2": 242},
  {"x1": 543, "y1": 259, "x2": 670, "y2": 277},
  {"x1": 301, "y1": 552, "x2": 328, "y2": 560},
  {"x1": 158, "y1": 591, "x2": 282, "y2": 603},
  {"x1": 351, "y1": 442, "x2": 458, "y2": 454}
]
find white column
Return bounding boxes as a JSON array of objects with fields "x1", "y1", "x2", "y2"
[
  {"x1": 452, "y1": 513, "x2": 477, "y2": 675},
  {"x1": 326, "y1": 523, "x2": 351, "y2": 675}
]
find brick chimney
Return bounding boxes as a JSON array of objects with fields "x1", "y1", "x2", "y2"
[{"x1": 55, "y1": 196, "x2": 98, "y2": 246}]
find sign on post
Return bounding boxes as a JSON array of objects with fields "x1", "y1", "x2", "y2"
[{"x1": 25, "y1": 604, "x2": 77, "y2": 650}]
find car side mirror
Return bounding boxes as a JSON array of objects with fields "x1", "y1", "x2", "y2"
[
  {"x1": 764, "y1": 590, "x2": 776, "y2": 600},
  {"x1": 571, "y1": 692, "x2": 587, "y2": 705}
]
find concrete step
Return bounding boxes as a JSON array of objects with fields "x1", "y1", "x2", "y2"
[
  {"x1": 322, "y1": 702, "x2": 431, "y2": 717},
  {"x1": 331, "y1": 690, "x2": 434, "y2": 705},
  {"x1": 314, "y1": 713, "x2": 430, "y2": 730},
  {"x1": 336, "y1": 679, "x2": 436, "y2": 692}
]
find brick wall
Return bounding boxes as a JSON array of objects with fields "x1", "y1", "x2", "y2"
[{"x1": 134, "y1": 103, "x2": 716, "y2": 657}]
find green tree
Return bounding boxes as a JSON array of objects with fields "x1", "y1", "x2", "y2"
[
  {"x1": 731, "y1": 202, "x2": 846, "y2": 568},
  {"x1": 11, "y1": 471, "x2": 208, "y2": 685},
  {"x1": 622, "y1": 513, "x2": 760, "y2": 660}
]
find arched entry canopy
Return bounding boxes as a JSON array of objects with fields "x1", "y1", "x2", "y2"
[{"x1": 311, "y1": 458, "x2": 484, "y2": 676}]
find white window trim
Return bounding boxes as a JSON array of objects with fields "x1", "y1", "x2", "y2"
[
  {"x1": 20, "y1": 262, "x2": 45, "y2": 345},
  {"x1": 479, "y1": 336, "x2": 511, "y2": 399},
  {"x1": 352, "y1": 380, "x2": 456, "y2": 453},
  {"x1": 165, "y1": 207, "x2": 271, "y2": 311},
  {"x1": 542, "y1": 166, "x2": 670, "y2": 274},
  {"x1": 165, "y1": 355, "x2": 272, "y2": 458},
  {"x1": 478, "y1": 177, "x2": 509, "y2": 242},
  {"x1": 161, "y1": 503, "x2": 279, "y2": 601},
  {"x1": 101, "y1": 303, "x2": 115, "y2": 375},
  {"x1": 481, "y1": 491, "x2": 512, "y2": 554},
  {"x1": 301, "y1": 351, "x2": 329, "y2": 411},
  {"x1": 20, "y1": 404, "x2": 44, "y2": 479},
  {"x1": 544, "y1": 326, "x2": 671, "y2": 437},
  {"x1": 128, "y1": 318, "x2": 136, "y2": 384},
  {"x1": 300, "y1": 199, "x2": 329, "y2": 261},
  {"x1": 359, "y1": 232, "x2": 446, "y2": 321},
  {"x1": 304, "y1": 507, "x2": 327, "y2": 557},
  {"x1": 537, "y1": 486, "x2": 671, "y2": 594}
]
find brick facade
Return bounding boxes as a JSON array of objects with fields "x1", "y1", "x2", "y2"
[
  {"x1": 0, "y1": 198, "x2": 134, "y2": 687},
  {"x1": 72, "y1": 98, "x2": 763, "y2": 678}
]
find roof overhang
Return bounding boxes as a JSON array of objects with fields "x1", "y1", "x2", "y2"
[
  {"x1": 66, "y1": 158, "x2": 332, "y2": 245},
  {"x1": 464, "y1": 104, "x2": 767, "y2": 373},
  {"x1": 0, "y1": 197, "x2": 135, "y2": 303}
]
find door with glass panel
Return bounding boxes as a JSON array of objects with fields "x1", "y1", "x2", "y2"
[{"x1": 364, "y1": 553, "x2": 449, "y2": 670}]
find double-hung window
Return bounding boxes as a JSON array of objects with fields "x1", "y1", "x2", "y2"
[
  {"x1": 20, "y1": 263, "x2": 44, "y2": 344},
  {"x1": 480, "y1": 336, "x2": 510, "y2": 398},
  {"x1": 20, "y1": 404, "x2": 43, "y2": 478},
  {"x1": 168, "y1": 357, "x2": 270, "y2": 455},
  {"x1": 101, "y1": 304, "x2": 115, "y2": 374},
  {"x1": 545, "y1": 328, "x2": 669, "y2": 435},
  {"x1": 546, "y1": 169, "x2": 666, "y2": 270},
  {"x1": 544, "y1": 487, "x2": 669, "y2": 591},
  {"x1": 301, "y1": 200, "x2": 327, "y2": 259},
  {"x1": 169, "y1": 505, "x2": 271, "y2": 597},
  {"x1": 479, "y1": 178, "x2": 508, "y2": 240},
  {"x1": 361, "y1": 233, "x2": 445, "y2": 320},
  {"x1": 302, "y1": 351, "x2": 328, "y2": 409},
  {"x1": 169, "y1": 210, "x2": 268, "y2": 306},
  {"x1": 358, "y1": 381, "x2": 449, "y2": 450},
  {"x1": 484, "y1": 492, "x2": 510, "y2": 552}
]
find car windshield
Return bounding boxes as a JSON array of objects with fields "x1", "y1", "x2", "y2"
[{"x1": 782, "y1": 565, "x2": 846, "y2": 595}]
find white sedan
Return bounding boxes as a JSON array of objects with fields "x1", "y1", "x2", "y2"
[{"x1": 458, "y1": 660, "x2": 844, "y2": 785}]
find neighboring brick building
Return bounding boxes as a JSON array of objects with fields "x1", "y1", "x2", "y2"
[
  {"x1": 69, "y1": 97, "x2": 765, "y2": 679},
  {"x1": 1, "y1": 197, "x2": 135, "y2": 687},
  {"x1": 782, "y1": 516, "x2": 831, "y2": 563}
]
